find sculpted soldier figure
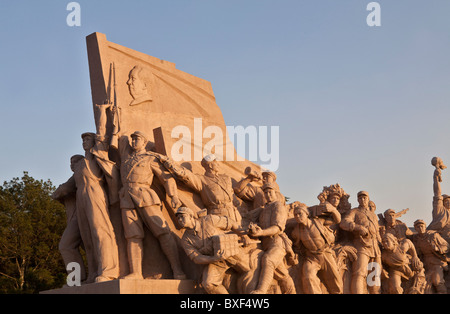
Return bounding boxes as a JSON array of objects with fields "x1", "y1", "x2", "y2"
[
  {"x1": 164, "y1": 154, "x2": 242, "y2": 224},
  {"x1": 340, "y1": 191, "x2": 382, "y2": 294},
  {"x1": 429, "y1": 157, "x2": 450, "y2": 243},
  {"x1": 369, "y1": 200, "x2": 376, "y2": 212},
  {"x1": 52, "y1": 155, "x2": 88, "y2": 283},
  {"x1": 308, "y1": 184, "x2": 345, "y2": 221},
  {"x1": 381, "y1": 233, "x2": 424, "y2": 294},
  {"x1": 248, "y1": 183, "x2": 297, "y2": 294},
  {"x1": 53, "y1": 102, "x2": 125, "y2": 283},
  {"x1": 52, "y1": 126, "x2": 120, "y2": 282},
  {"x1": 413, "y1": 219, "x2": 450, "y2": 294},
  {"x1": 291, "y1": 202, "x2": 343, "y2": 294},
  {"x1": 378, "y1": 208, "x2": 413, "y2": 243},
  {"x1": 175, "y1": 207, "x2": 260, "y2": 294},
  {"x1": 234, "y1": 167, "x2": 284, "y2": 210},
  {"x1": 115, "y1": 130, "x2": 186, "y2": 280}
]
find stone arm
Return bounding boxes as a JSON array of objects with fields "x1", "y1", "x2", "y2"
[
  {"x1": 93, "y1": 103, "x2": 111, "y2": 158},
  {"x1": 249, "y1": 224, "x2": 282, "y2": 238},
  {"x1": 320, "y1": 205, "x2": 341, "y2": 226},
  {"x1": 249, "y1": 202, "x2": 287, "y2": 238},
  {"x1": 401, "y1": 239, "x2": 417, "y2": 257},
  {"x1": 428, "y1": 190, "x2": 450, "y2": 232},
  {"x1": 51, "y1": 175, "x2": 76, "y2": 202},
  {"x1": 233, "y1": 177, "x2": 258, "y2": 202},
  {"x1": 228, "y1": 219, "x2": 247, "y2": 236},
  {"x1": 401, "y1": 239, "x2": 423, "y2": 270},
  {"x1": 151, "y1": 160, "x2": 181, "y2": 208},
  {"x1": 91, "y1": 104, "x2": 121, "y2": 205},
  {"x1": 181, "y1": 234, "x2": 225, "y2": 265},
  {"x1": 190, "y1": 251, "x2": 225, "y2": 265},
  {"x1": 290, "y1": 225, "x2": 302, "y2": 253},
  {"x1": 434, "y1": 167, "x2": 442, "y2": 198},
  {"x1": 431, "y1": 164, "x2": 446, "y2": 222},
  {"x1": 163, "y1": 159, "x2": 203, "y2": 193},
  {"x1": 431, "y1": 232, "x2": 450, "y2": 255},
  {"x1": 329, "y1": 207, "x2": 341, "y2": 224},
  {"x1": 210, "y1": 214, "x2": 245, "y2": 235},
  {"x1": 404, "y1": 224, "x2": 414, "y2": 239},
  {"x1": 95, "y1": 103, "x2": 109, "y2": 138},
  {"x1": 340, "y1": 210, "x2": 368, "y2": 236},
  {"x1": 95, "y1": 102, "x2": 130, "y2": 163}
]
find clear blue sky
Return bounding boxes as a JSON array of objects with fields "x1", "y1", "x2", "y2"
[{"x1": 1, "y1": 1, "x2": 450, "y2": 227}]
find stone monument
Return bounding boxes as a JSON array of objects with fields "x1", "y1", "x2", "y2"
[
  {"x1": 43, "y1": 33, "x2": 450, "y2": 294},
  {"x1": 43, "y1": 32, "x2": 259, "y2": 294}
]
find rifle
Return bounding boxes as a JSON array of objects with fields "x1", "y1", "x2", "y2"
[
  {"x1": 395, "y1": 208, "x2": 409, "y2": 219},
  {"x1": 378, "y1": 208, "x2": 410, "y2": 223},
  {"x1": 108, "y1": 62, "x2": 121, "y2": 149}
]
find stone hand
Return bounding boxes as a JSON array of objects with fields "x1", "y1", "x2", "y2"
[
  {"x1": 248, "y1": 223, "x2": 263, "y2": 237},
  {"x1": 171, "y1": 195, "x2": 181, "y2": 209},
  {"x1": 97, "y1": 102, "x2": 112, "y2": 109},
  {"x1": 355, "y1": 225, "x2": 369, "y2": 236},
  {"x1": 215, "y1": 249, "x2": 226, "y2": 261}
]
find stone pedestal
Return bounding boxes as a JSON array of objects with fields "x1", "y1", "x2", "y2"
[{"x1": 40, "y1": 279, "x2": 199, "y2": 294}]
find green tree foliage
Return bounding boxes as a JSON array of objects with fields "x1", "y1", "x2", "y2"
[{"x1": 0, "y1": 172, "x2": 67, "y2": 293}]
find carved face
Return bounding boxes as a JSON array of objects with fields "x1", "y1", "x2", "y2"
[
  {"x1": 358, "y1": 195, "x2": 369, "y2": 208},
  {"x1": 382, "y1": 236, "x2": 396, "y2": 251},
  {"x1": 82, "y1": 135, "x2": 95, "y2": 151},
  {"x1": 385, "y1": 212, "x2": 396, "y2": 226},
  {"x1": 131, "y1": 135, "x2": 146, "y2": 152},
  {"x1": 127, "y1": 68, "x2": 147, "y2": 99},
  {"x1": 415, "y1": 223, "x2": 426, "y2": 234},
  {"x1": 70, "y1": 156, "x2": 83, "y2": 172},
  {"x1": 70, "y1": 160, "x2": 76, "y2": 172},
  {"x1": 294, "y1": 208, "x2": 308, "y2": 225},
  {"x1": 264, "y1": 189, "x2": 277, "y2": 203},
  {"x1": 207, "y1": 160, "x2": 220, "y2": 173},
  {"x1": 328, "y1": 194, "x2": 340, "y2": 208},
  {"x1": 263, "y1": 173, "x2": 274, "y2": 184},
  {"x1": 444, "y1": 198, "x2": 450, "y2": 209},
  {"x1": 177, "y1": 214, "x2": 195, "y2": 229}
]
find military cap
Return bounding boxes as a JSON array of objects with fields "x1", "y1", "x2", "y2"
[
  {"x1": 413, "y1": 219, "x2": 426, "y2": 226},
  {"x1": 262, "y1": 171, "x2": 277, "y2": 181},
  {"x1": 201, "y1": 154, "x2": 217, "y2": 168},
  {"x1": 262, "y1": 182, "x2": 276, "y2": 191},
  {"x1": 81, "y1": 132, "x2": 96, "y2": 139},
  {"x1": 357, "y1": 191, "x2": 369, "y2": 198},
  {"x1": 175, "y1": 207, "x2": 195, "y2": 217},
  {"x1": 130, "y1": 131, "x2": 148, "y2": 141}
]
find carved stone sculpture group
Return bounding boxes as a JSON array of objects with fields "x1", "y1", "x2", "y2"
[{"x1": 52, "y1": 102, "x2": 450, "y2": 294}]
